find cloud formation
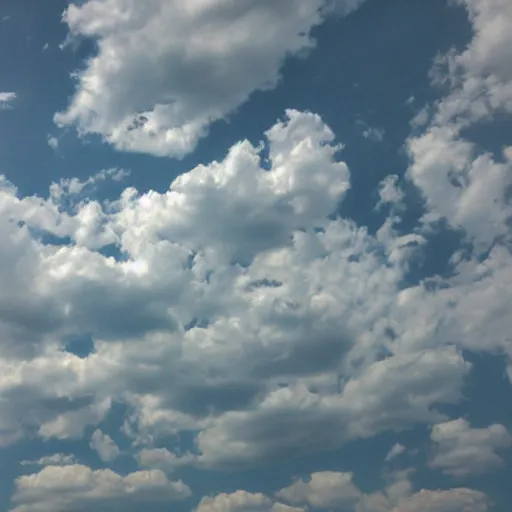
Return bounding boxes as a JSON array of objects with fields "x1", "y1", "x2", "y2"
[
  {"x1": 10, "y1": 465, "x2": 191, "y2": 512},
  {"x1": 90, "y1": 429, "x2": 121, "y2": 462},
  {"x1": 429, "y1": 418, "x2": 511, "y2": 477},
  {"x1": 1, "y1": 1, "x2": 512, "y2": 509},
  {"x1": 197, "y1": 471, "x2": 490, "y2": 512},
  {"x1": 0, "y1": 92, "x2": 16, "y2": 109},
  {"x1": 56, "y1": 0, "x2": 367, "y2": 157}
]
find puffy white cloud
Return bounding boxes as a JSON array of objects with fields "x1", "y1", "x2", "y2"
[
  {"x1": 434, "y1": 0, "x2": 512, "y2": 126},
  {"x1": 0, "y1": 103, "x2": 507, "y2": 482},
  {"x1": 196, "y1": 490, "x2": 304, "y2": 512},
  {"x1": 47, "y1": 136, "x2": 59, "y2": 149},
  {"x1": 390, "y1": 488, "x2": 489, "y2": 512},
  {"x1": 407, "y1": 129, "x2": 512, "y2": 252},
  {"x1": 56, "y1": 0, "x2": 367, "y2": 157},
  {"x1": 387, "y1": 243, "x2": 512, "y2": 365},
  {"x1": 276, "y1": 471, "x2": 361, "y2": 510},
  {"x1": 362, "y1": 126, "x2": 385, "y2": 142},
  {"x1": 407, "y1": 0, "x2": 512, "y2": 254},
  {"x1": 111, "y1": 109, "x2": 350, "y2": 263},
  {"x1": 90, "y1": 429, "x2": 120, "y2": 462},
  {"x1": 10, "y1": 464, "x2": 191, "y2": 512},
  {"x1": 1, "y1": 0, "x2": 511, "y2": 509},
  {"x1": 199, "y1": 471, "x2": 489, "y2": 512},
  {"x1": 429, "y1": 418, "x2": 512, "y2": 477},
  {"x1": 399, "y1": 1, "x2": 512, "y2": 373},
  {"x1": 0, "y1": 92, "x2": 16, "y2": 109},
  {"x1": 0, "y1": 110, "x2": 363, "y2": 451}
]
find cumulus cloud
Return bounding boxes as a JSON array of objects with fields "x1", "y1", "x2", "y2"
[
  {"x1": 47, "y1": 136, "x2": 59, "y2": 149},
  {"x1": 407, "y1": 128, "x2": 512, "y2": 251},
  {"x1": 390, "y1": 488, "x2": 489, "y2": 512},
  {"x1": 0, "y1": 110, "x2": 361, "y2": 451},
  {"x1": 434, "y1": 0, "x2": 512, "y2": 126},
  {"x1": 0, "y1": 108, "x2": 502, "y2": 471},
  {"x1": 407, "y1": 0, "x2": 512, "y2": 253},
  {"x1": 400, "y1": 0, "x2": 512, "y2": 379},
  {"x1": 191, "y1": 347, "x2": 469, "y2": 468},
  {"x1": 196, "y1": 490, "x2": 304, "y2": 512},
  {"x1": 429, "y1": 418, "x2": 512, "y2": 477},
  {"x1": 0, "y1": 92, "x2": 16, "y2": 109},
  {"x1": 10, "y1": 464, "x2": 191, "y2": 512},
  {"x1": 49, "y1": 167, "x2": 130, "y2": 200},
  {"x1": 276, "y1": 471, "x2": 361, "y2": 510},
  {"x1": 90, "y1": 429, "x2": 120, "y2": 462},
  {"x1": 55, "y1": 0, "x2": 367, "y2": 157},
  {"x1": 1, "y1": 0, "x2": 511, "y2": 510}
]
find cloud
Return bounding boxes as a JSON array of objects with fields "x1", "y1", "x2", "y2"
[
  {"x1": 0, "y1": 94, "x2": 509, "y2": 494},
  {"x1": 10, "y1": 465, "x2": 191, "y2": 512},
  {"x1": 55, "y1": 0, "x2": 367, "y2": 157},
  {"x1": 1, "y1": 1, "x2": 511, "y2": 509},
  {"x1": 198, "y1": 471, "x2": 489, "y2": 512},
  {"x1": 196, "y1": 490, "x2": 304, "y2": 512},
  {"x1": 0, "y1": 108, "x2": 489, "y2": 470},
  {"x1": 398, "y1": 0, "x2": 512, "y2": 381},
  {"x1": 385, "y1": 443, "x2": 406, "y2": 462},
  {"x1": 276, "y1": 471, "x2": 361, "y2": 510},
  {"x1": 0, "y1": 92, "x2": 16, "y2": 109},
  {"x1": 390, "y1": 488, "x2": 489, "y2": 512},
  {"x1": 0, "y1": 110, "x2": 362, "y2": 451},
  {"x1": 90, "y1": 429, "x2": 120, "y2": 462},
  {"x1": 407, "y1": 128, "x2": 512, "y2": 252},
  {"x1": 362, "y1": 126, "x2": 385, "y2": 142},
  {"x1": 193, "y1": 348, "x2": 470, "y2": 468},
  {"x1": 429, "y1": 418, "x2": 512, "y2": 477},
  {"x1": 406, "y1": 0, "x2": 512, "y2": 253},
  {"x1": 20, "y1": 454, "x2": 77, "y2": 467},
  {"x1": 47, "y1": 136, "x2": 59, "y2": 149},
  {"x1": 433, "y1": 0, "x2": 512, "y2": 126}
]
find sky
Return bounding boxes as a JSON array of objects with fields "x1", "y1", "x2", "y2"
[{"x1": 0, "y1": 0, "x2": 511, "y2": 511}]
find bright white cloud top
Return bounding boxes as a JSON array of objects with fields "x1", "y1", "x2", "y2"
[
  {"x1": 0, "y1": 0, "x2": 511, "y2": 511},
  {"x1": 55, "y1": 0, "x2": 368, "y2": 157}
]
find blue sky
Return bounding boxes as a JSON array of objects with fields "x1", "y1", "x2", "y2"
[{"x1": 0, "y1": 1, "x2": 511, "y2": 511}]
